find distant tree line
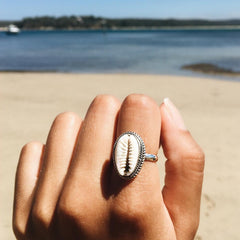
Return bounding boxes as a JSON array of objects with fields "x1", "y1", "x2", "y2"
[
  {"x1": 15, "y1": 16, "x2": 104, "y2": 29},
  {"x1": 1, "y1": 16, "x2": 240, "y2": 29},
  {"x1": 0, "y1": 20, "x2": 14, "y2": 27}
]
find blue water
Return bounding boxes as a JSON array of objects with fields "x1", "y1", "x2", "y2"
[{"x1": 0, "y1": 29, "x2": 240, "y2": 80}]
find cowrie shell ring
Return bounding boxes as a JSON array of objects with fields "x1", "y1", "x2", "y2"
[{"x1": 112, "y1": 132, "x2": 158, "y2": 180}]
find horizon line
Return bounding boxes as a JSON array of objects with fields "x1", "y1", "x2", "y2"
[{"x1": 1, "y1": 15, "x2": 240, "y2": 22}]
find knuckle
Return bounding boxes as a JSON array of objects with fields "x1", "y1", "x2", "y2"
[
  {"x1": 123, "y1": 94, "x2": 157, "y2": 110},
  {"x1": 57, "y1": 196, "x2": 72, "y2": 218},
  {"x1": 111, "y1": 197, "x2": 148, "y2": 225},
  {"x1": 57, "y1": 195, "x2": 97, "y2": 236},
  {"x1": 165, "y1": 143, "x2": 205, "y2": 182},
  {"x1": 92, "y1": 94, "x2": 120, "y2": 112},
  {"x1": 183, "y1": 218, "x2": 199, "y2": 239},
  {"x1": 57, "y1": 195, "x2": 80, "y2": 223},
  {"x1": 13, "y1": 220, "x2": 26, "y2": 240},
  {"x1": 58, "y1": 193, "x2": 98, "y2": 223},
  {"x1": 54, "y1": 111, "x2": 80, "y2": 125},
  {"x1": 31, "y1": 204, "x2": 51, "y2": 230},
  {"x1": 174, "y1": 216, "x2": 199, "y2": 240},
  {"x1": 184, "y1": 146, "x2": 205, "y2": 173},
  {"x1": 57, "y1": 195, "x2": 105, "y2": 238},
  {"x1": 190, "y1": 219, "x2": 200, "y2": 234},
  {"x1": 195, "y1": 147, "x2": 205, "y2": 162}
]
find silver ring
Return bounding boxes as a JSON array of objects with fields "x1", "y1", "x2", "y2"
[{"x1": 112, "y1": 131, "x2": 158, "y2": 180}]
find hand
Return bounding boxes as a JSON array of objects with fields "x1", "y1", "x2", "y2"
[{"x1": 13, "y1": 94, "x2": 204, "y2": 240}]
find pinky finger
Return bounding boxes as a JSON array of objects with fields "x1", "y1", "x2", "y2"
[{"x1": 13, "y1": 142, "x2": 44, "y2": 240}]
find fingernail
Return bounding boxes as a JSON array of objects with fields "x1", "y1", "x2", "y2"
[{"x1": 163, "y1": 98, "x2": 187, "y2": 130}]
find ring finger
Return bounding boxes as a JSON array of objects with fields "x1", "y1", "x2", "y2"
[{"x1": 31, "y1": 112, "x2": 82, "y2": 238}]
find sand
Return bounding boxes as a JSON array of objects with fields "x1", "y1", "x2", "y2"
[{"x1": 1, "y1": 72, "x2": 240, "y2": 239}]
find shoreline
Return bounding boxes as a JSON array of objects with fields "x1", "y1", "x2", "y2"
[
  {"x1": 1, "y1": 66, "x2": 240, "y2": 81},
  {"x1": 1, "y1": 26, "x2": 240, "y2": 32}
]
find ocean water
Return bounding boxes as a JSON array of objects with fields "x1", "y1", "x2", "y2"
[{"x1": 0, "y1": 29, "x2": 240, "y2": 80}]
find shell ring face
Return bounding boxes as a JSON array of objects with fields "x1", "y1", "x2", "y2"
[{"x1": 113, "y1": 132, "x2": 146, "y2": 180}]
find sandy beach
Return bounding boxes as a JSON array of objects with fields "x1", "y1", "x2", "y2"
[{"x1": 1, "y1": 72, "x2": 240, "y2": 239}]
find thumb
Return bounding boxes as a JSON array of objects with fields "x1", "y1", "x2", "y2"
[{"x1": 160, "y1": 98, "x2": 205, "y2": 240}]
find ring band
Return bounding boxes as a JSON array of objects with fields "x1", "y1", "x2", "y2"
[
  {"x1": 145, "y1": 154, "x2": 158, "y2": 162},
  {"x1": 112, "y1": 131, "x2": 158, "y2": 180}
]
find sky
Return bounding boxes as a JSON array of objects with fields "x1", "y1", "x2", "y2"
[{"x1": 0, "y1": 0, "x2": 240, "y2": 20}]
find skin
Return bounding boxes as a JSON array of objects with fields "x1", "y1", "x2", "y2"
[{"x1": 13, "y1": 94, "x2": 205, "y2": 240}]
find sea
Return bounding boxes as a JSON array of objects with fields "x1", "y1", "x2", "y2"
[{"x1": 1, "y1": 29, "x2": 240, "y2": 81}]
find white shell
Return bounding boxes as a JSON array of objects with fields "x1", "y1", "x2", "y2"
[{"x1": 113, "y1": 132, "x2": 145, "y2": 179}]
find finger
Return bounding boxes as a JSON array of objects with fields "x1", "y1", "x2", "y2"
[
  {"x1": 110, "y1": 94, "x2": 173, "y2": 239},
  {"x1": 160, "y1": 98, "x2": 205, "y2": 240},
  {"x1": 31, "y1": 112, "x2": 82, "y2": 235},
  {"x1": 58, "y1": 95, "x2": 120, "y2": 237},
  {"x1": 113, "y1": 94, "x2": 161, "y2": 187},
  {"x1": 13, "y1": 142, "x2": 44, "y2": 240}
]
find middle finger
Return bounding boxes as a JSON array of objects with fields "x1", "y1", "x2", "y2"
[{"x1": 58, "y1": 95, "x2": 120, "y2": 235}]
